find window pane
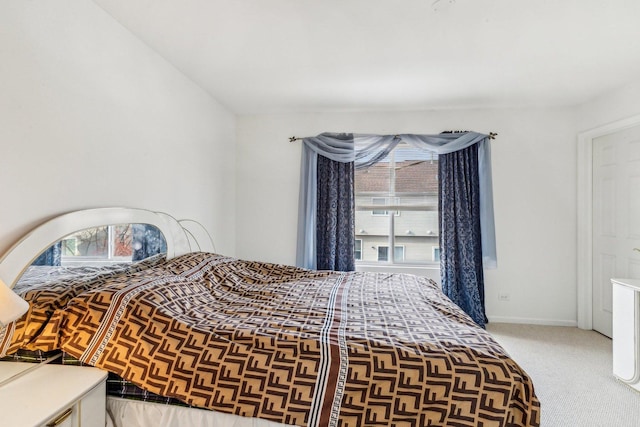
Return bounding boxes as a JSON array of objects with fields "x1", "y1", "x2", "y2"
[
  {"x1": 354, "y1": 239, "x2": 362, "y2": 260},
  {"x1": 61, "y1": 238, "x2": 78, "y2": 256},
  {"x1": 394, "y1": 246, "x2": 405, "y2": 262},
  {"x1": 377, "y1": 246, "x2": 388, "y2": 261},
  {"x1": 432, "y1": 247, "x2": 441, "y2": 262},
  {"x1": 371, "y1": 197, "x2": 388, "y2": 216},
  {"x1": 62, "y1": 226, "x2": 110, "y2": 257},
  {"x1": 113, "y1": 224, "x2": 133, "y2": 257},
  {"x1": 375, "y1": 246, "x2": 405, "y2": 262}
]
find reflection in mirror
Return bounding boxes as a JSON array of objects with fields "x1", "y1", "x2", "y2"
[{"x1": 31, "y1": 224, "x2": 167, "y2": 267}]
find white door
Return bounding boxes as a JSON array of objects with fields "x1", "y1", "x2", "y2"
[{"x1": 592, "y1": 125, "x2": 640, "y2": 337}]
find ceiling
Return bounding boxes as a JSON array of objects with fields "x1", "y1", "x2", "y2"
[{"x1": 94, "y1": 0, "x2": 640, "y2": 115}]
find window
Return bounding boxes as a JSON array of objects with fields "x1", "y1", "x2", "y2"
[
  {"x1": 432, "y1": 246, "x2": 441, "y2": 262},
  {"x1": 371, "y1": 197, "x2": 399, "y2": 216},
  {"x1": 355, "y1": 142, "x2": 439, "y2": 265},
  {"x1": 61, "y1": 224, "x2": 136, "y2": 266},
  {"x1": 377, "y1": 245, "x2": 405, "y2": 262},
  {"x1": 354, "y1": 239, "x2": 362, "y2": 260}
]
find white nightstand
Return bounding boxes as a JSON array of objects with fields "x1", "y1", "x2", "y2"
[
  {"x1": 612, "y1": 278, "x2": 640, "y2": 391},
  {"x1": 0, "y1": 362, "x2": 107, "y2": 427}
]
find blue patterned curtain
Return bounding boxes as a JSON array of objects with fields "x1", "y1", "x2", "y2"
[
  {"x1": 31, "y1": 242, "x2": 62, "y2": 266},
  {"x1": 439, "y1": 143, "x2": 487, "y2": 327},
  {"x1": 316, "y1": 154, "x2": 355, "y2": 271},
  {"x1": 132, "y1": 224, "x2": 167, "y2": 261}
]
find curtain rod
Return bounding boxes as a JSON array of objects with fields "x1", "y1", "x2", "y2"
[{"x1": 289, "y1": 131, "x2": 498, "y2": 143}]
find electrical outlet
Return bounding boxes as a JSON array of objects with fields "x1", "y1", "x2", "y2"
[{"x1": 498, "y1": 292, "x2": 510, "y2": 301}]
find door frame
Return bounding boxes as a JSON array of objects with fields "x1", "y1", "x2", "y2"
[{"x1": 577, "y1": 113, "x2": 640, "y2": 329}]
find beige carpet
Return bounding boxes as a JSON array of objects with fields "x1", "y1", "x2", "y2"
[{"x1": 487, "y1": 323, "x2": 640, "y2": 427}]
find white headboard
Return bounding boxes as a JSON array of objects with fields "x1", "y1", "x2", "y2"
[{"x1": 0, "y1": 207, "x2": 215, "y2": 288}]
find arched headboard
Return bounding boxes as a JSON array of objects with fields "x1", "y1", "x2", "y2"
[{"x1": 0, "y1": 207, "x2": 215, "y2": 288}]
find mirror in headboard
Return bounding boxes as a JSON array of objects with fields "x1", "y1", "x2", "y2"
[
  {"x1": 32, "y1": 224, "x2": 167, "y2": 268},
  {"x1": 0, "y1": 207, "x2": 216, "y2": 289},
  {"x1": 0, "y1": 207, "x2": 213, "y2": 287}
]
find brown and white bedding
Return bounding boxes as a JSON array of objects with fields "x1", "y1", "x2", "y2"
[{"x1": 0, "y1": 252, "x2": 540, "y2": 426}]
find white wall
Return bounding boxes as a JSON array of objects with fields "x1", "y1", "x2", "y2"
[
  {"x1": 237, "y1": 108, "x2": 578, "y2": 326},
  {"x1": 0, "y1": 0, "x2": 236, "y2": 256},
  {"x1": 576, "y1": 79, "x2": 640, "y2": 131}
]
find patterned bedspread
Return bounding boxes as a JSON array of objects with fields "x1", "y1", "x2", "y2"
[{"x1": 1, "y1": 252, "x2": 540, "y2": 426}]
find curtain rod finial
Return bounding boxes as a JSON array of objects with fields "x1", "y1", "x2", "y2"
[
  {"x1": 489, "y1": 132, "x2": 498, "y2": 139},
  {"x1": 289, "y1": 136, "x2": 299, "y2": 143}
]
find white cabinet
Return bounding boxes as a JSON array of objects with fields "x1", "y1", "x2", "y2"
[
  {"x1": 0, "y1": 362, "x2": 107, "y2": 427},
  {"x1": 612, "y1": 278, "x2": 640, "y2": 390}
]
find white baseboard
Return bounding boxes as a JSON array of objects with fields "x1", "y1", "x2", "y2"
[{"x1": 488, "y1": 316, "x2": 578, "y2": 328}]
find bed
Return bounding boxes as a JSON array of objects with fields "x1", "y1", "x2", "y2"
[{"x1": 0, "y1": 207, "x2": 540, "y2": 427}]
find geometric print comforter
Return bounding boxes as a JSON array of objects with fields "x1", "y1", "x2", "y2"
[{"x1": 1, "y1": 252, "x2": 540, "y2": 426}]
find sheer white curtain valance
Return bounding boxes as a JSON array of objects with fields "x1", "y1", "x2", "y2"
[{"x1": 296, "y1": 132, "x2": 497, "y2": 269}]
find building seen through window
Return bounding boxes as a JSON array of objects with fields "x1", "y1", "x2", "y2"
[{"x1": 354, "y1": 143, "x2": 439, "y2": 264}]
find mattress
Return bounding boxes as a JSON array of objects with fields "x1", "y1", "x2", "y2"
[{"x1": 107, "y1": 396, "x2": 289, "y2": 427}]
